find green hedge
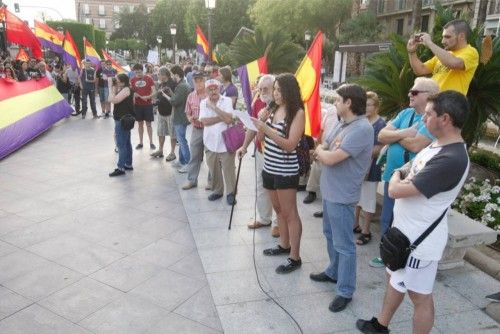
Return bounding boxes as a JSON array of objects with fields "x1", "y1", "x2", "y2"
[
  {"x1": 470, "y1": 148, "x2": 500, "y2": 174},
  {"x1": 94, "y1": 30, "x2": 106, "y2": 58},
  {"x1": 46, "y1": 21, "x2": 95, "y2": 59}
]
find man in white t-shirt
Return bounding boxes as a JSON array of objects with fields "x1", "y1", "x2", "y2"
[
  {"x1": 199, "y1": 79, "x2": 236, "y2": 205},
  {"x1": 356, "y1": 91, "x2": 470, "y2": 334}
]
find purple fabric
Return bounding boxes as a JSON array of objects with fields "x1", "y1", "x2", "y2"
[
  {"x1": 236, "y1": 66, "x2": 252, "y2": 114},
  {"x1": 39, "y1": 39, "x2": 64, "y2": 55},
  {"x1": 0, "y1": 99, "x2": 73, "y2": 160},
  {"x1": 222, "y1": 122, "x2": 245, "y2": 153}
]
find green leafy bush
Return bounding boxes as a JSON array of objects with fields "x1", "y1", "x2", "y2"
[{"x1": 469, "y1": 148, "x2": 500, "y2": 173}]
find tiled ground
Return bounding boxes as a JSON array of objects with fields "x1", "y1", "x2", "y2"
[{"x1": 0, "y1": 113, "x2": 499, "y2": 333}]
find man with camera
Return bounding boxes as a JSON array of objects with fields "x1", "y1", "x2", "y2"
[
  {"x1": 356, "y1": 91, "x2": 470, "y2": 334},
  {"x1": 407, "y1": 19, "x2": 478, "y2": 95}
]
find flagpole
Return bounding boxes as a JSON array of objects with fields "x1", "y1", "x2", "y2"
[{"x1": 0, "y1": 4, "x2": 8, "y2": 54}]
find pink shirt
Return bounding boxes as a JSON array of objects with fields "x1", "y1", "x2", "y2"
[{"x1": 185, "y1": 90, "x2": 206, "y2": 128}]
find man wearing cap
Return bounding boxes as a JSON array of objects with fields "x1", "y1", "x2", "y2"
[
  {"x1": 79, "y1": 59, "x2": 98, "y2": 119},
  {"x1": 97, "y1": 60, "x2": 117, "y2": 118},
  {"x1": 199, "y1": 79, "x2": 237, "y2": 205},
  {"x1": 182, "y1": 72, "x2": 207, "y2": 189}
]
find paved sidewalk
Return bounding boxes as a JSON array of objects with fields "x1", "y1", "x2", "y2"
[{"x1": 0, "y1": 116, "x2": 499, "y2": 333}]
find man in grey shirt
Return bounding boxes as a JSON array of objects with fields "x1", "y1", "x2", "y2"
[
  {"x1": 310, "y1": 84, "x2": 374, "y2": 313},
  {"x1": 65, "y1": 65, "x2": 80, "y2": 114}
]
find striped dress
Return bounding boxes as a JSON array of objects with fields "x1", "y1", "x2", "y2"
[{"x1": 263, "y1": 119, "x2": 299, "y2": 176}]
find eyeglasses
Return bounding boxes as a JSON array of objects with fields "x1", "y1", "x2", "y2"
[{"x1": 409, "y1": 90, "x2": 428, "y2": 96}]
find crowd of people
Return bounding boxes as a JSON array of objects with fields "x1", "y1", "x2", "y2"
[{"x1": 1, "y1": 19, "x2": 480, "y2": 334}]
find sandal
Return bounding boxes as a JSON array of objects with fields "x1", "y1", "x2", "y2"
[
  {"x1": 356, "y1": 233, "x2": 372, "y2": 245},
  {"x1": 353, "y1": 226, "x2": 362, "y2": 234}
]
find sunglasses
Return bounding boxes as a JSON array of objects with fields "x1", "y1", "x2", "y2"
[{"x1": 409, "y1": 90, "x2": 428, "y2": 96}]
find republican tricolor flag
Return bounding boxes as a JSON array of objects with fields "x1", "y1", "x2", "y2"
[
  {"x1": 0, "y1": 78, "x2": 73, "y2": 159},
  {"x1": 101, "y1": 50, "x2": 126, "y2": 74},
  {"x1": 62, "y1": 31, "x2": 81, "y2": 71},
  {"x1": 195, "y1": 25, "x2": 216, "y2": 62},
  {"x1": 295, "y1": 31, "x2": 323, "y2": 138},
  {"x1": 84, "y1": 37, "x2": 101, "y2": 67},
  {"x1": 34, "y1": 20, "x2": 64, "y2": 54},
  {"x1": 237, "y1": 57, "x2": 268, "y2": 114}
]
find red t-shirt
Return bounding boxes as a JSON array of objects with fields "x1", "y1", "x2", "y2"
[{"x1": 131, "y1": 75, "x2": 155, "y2": 106}]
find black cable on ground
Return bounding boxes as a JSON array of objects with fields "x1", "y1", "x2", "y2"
[{"x1": 250, "y1": 143, "x2": 304, "y2": 334}]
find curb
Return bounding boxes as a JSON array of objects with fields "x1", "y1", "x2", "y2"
[
  {"x1": 465, "y1": 248, "x2": 500, "y2": 323},
  {"x1": 465, "y1": 248, "x2": 500, "y2": 281}
]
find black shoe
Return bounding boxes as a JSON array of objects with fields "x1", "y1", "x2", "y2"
[
  {"x1": 329, "y1": 295, "x2": 352, "y2": 313},
  {"x1": 356, "y1": 317, "x2": 390, "y2": 333},
  {"x1": 276, "y1": 258, "x2": 301, "y2": 274},
  {"x1": 303, "y1": 192, "x2": 317, "y2": 204},
  {"x1": 135, "y1": 144, "x2": 143, "y2": 150},
  {"x1": 227, "y1": 193, "x2": 236, "y2": 205},
  {"x1": 309, "y1": 271, "x2": 337, "y2": 283},
  {"x1": 313, "y1": 211, "x2": 323, "y2": 218},
  {"x1": 109, "y1": 169, "x2": 125, "y2": 177},
  {"x1": 208, "y1": 193, "x2": 223, "y2": 201},
  {"x1": 263, "y1": 245, "x2": 291, "y2": 256},
  {"x1": 124, "y1": 166, "x2": 133, "y2": 171},
  {"x1": 150, "y1": 143, "x2": 156, "y2": 150}
]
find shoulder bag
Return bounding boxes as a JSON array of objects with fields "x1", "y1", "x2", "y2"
[
  {"x1": 380, "y1": 209, "x2": 447, "y2": 271},
  {"x1": 222, "y1": 121, "x2": 245, "y2": 153}
]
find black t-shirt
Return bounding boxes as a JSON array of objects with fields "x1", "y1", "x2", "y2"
[
  {"x1": 55, "y1": 73, "x2": 70, "y2": 94},
  {"x1": 157, "y1": 79, "x2": 176, "y2": 116},
  {"x1": 27, "y1": 67, "x2": 41, "y2": 79}
]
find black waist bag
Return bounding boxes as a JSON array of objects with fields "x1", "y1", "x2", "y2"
[
  {"x1": 380, "y1": 210, "x2": 447, "y2": 271},
  {"x1": 121, "y1": 114, "x2": 136, "y2": 131},
  {"x1": 380, "y1": 227, "x2": 413, "y2": 271}
]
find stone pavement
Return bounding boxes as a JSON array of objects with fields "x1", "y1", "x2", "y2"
[{"x1": 0, "y1": 115, "x2": 499, "y2": 334}]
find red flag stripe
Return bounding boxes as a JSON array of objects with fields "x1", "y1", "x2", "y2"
[{"x1": 0, "y1": 77, "x2": 53, "y2": 101}]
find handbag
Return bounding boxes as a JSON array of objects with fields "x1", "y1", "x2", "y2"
[
  {"x1": 380, "y1": 209, "x2": 447, "y2": 271},
  {"x1": 222, "y1": 122, "x2": 245, "y2": 153},
  {"x1": 120, "y1": 114, "x2": 136, "y2": 131}
]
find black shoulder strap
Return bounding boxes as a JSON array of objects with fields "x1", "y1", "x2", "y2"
[{"x1": 410, "y1": 209, "x2": 448, "y2": 250}]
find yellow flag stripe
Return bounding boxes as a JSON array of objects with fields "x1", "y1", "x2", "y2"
[
  {"x1": 35, "y1": 28, "x2": 63, "y2": 45},
  {"x1": 0, "y1": 86, "x2": 64, "y2": 129}
]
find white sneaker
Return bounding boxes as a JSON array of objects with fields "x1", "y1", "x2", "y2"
[{"x1": 178, "y1": 165, "x2": 189, "y2": 173}]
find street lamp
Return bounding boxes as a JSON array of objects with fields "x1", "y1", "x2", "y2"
[
  {"x1": 204, "y1": 0, "x2": 216, "y2": 63},
  {"x1": 156, "y1": 35, "x2": 162, "y2": 65},
  {"x1": 305, "y1": 30, "x2": 312, "y2": 50},
  {"x1": 169, "y1": 24, "x2": 177, "y2": 64}
]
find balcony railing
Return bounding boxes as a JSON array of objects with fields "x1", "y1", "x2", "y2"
[{"x1": 376, "y1": 0, "x2": 474, "y2": 16}]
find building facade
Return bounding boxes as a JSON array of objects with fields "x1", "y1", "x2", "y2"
[
  {"x1": 373, "y1": 0, "x2": 476, "y2": 37},
  {"x1": 74, "y1": 0, "x2": 157, "y2": 37},
  {"x1": 484, "y1": 0, "x2": 500, "y2": 35}
]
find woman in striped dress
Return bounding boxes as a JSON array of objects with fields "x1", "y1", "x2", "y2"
[{"x1": 251, "y1": 73, "x2": 305, "y2": 274}]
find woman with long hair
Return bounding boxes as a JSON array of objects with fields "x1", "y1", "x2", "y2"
[
  {"x1": 251, "y1": 73, "x2": 305, "y2": 274},
  {"x1": 108, "y1": 73, "x2": 135, "y2": 177}
]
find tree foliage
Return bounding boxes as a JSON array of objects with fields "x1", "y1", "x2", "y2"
[
  {"x1": 339, "y1": 12, "x2": 384, "y2": 44},
  {"x1": 229, "y1": 28, "x2": 304, "y2": 73},
  {"x1": 150, "y1": 0, "x2": 191, "y2": 50},
  {"x1": 249, "y1": 0, "x2": 352, "y2": 42},
  {"x1": 184, "y1": 0, "x2": 252, "y2": 47}
]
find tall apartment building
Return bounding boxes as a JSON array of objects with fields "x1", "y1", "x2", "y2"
[
  {"x1": 483, "y1": 0, "x2": 500, "y2": 35},
  {"x1": 372, "y1": 0, "x2": 476, "y2": 37},
  {"x1": 75, "y1": 0, "x2": 157, "y2": 37}
]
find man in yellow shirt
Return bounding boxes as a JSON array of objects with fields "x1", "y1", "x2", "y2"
[{"x1": 407, "y1": 19, "x2": 478, "y2": 95}]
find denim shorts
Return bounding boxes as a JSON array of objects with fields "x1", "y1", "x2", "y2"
[
  {"x1": 134, "y1": 105, "x2": 154, "y2": 122},
  {"x1": 262, "y1": 170, "x2": 299, "y2": 190},
  {"x1": 99, "y1": 86, "x2": 109, "y2": 102}
]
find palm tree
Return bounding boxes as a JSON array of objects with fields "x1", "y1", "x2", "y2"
[{"x1": 229, "y1": 28, "x2": 304, "y2": 73}]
